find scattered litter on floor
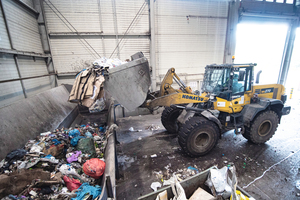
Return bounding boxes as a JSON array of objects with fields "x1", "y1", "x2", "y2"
[
  {"x1": 146, "y1": 124, "x2": 160, "y2": 131},
  {"x1": 0, "y1": 123, "x2": 116, "y2": 199},
  {"x1": 117, "y1": 155, "x2": 136, "y2": 170},
  {"x1": 296, "y1": 180, "x2": 300, "y2": 191},
  {"x1": 151, "y1": 182, "x2": 162, "y2": 191}
]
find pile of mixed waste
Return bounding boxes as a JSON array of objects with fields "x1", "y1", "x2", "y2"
[{"x1": 0, "y1": 123, "x2": 115, "y2": 200}]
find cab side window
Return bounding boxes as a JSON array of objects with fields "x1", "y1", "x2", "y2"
[{"x1": 232, "y1": 69, "x2": 246, "y2": 94}]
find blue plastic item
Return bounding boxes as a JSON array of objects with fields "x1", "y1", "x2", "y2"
[
  {"x1": 99, "y1": 127, "x2": 105, "y2": 132},
  {"x1": 85, "y1": 131, "x2": 93, "y2": 138},
  {"x1": 187, "y1": 166, "x2": 199, "y2": 173},
  {"x1": 52, "y1": 139, "x2": 61, "y2": 145},
  {"x1": 75, "y1": 69, "x2": 86, "y2": 78},
  {"x1": 71, "y1": 136, "x2": 85, "y2": 147},
  {"x1": 71, "y1": 183, "x2": 102, "y2": 200},
  {"x1": 81, "y1": 125, "x2": 86, "y2": 127},
  {"x1": 69, "y1": 129, "x2": 81, "y2": 138},
  {"x1": 44, "y1": 154, "x2": 53, "y2": 159}
]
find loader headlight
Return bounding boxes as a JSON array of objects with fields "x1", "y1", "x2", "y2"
[{"x1": 210, "y1": 95, "x2": 215, "y2": 100}]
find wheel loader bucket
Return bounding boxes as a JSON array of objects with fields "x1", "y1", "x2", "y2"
[{"x1": 104, "y1": 57, "x2": 151, "y2": 111}]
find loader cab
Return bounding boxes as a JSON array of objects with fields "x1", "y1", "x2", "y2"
[
  {"x1": 202, "y1": 64, "x2": 255, "y2": 101},
  {"x1": 231, "y1": 66, "x2": 253, "y2": 99}
]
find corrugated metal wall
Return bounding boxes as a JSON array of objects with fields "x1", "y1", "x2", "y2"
[
  {"x1": 155, "y1": 0, "x2": 228, "y2": 90},
  {"x1": 20, "y1": 0, "x2": 34, "y2": 9},
  {"x1": 0, "y1": 55, "x2": 24, "y2": 107},
  {"x1": 0, "y1": 0, "x2": 51, "y2": 108},
  {"x1": 3, "y1": 0, "x2": 43, "y2": 53},
  {"x1": 18, "y1": 56, "x2": 52, "y2": 97},
  {"x1": 44, "y1": 0, "x2": 150, "y2": 78},
  {"x1": 0, "y1": 6, "x2": 10, "y2": 49},
  {"x1": 1, "y1": 0, "x2": 230, "y2": 108}
]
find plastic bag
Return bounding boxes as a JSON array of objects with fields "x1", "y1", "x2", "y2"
[
  {"x1": 89, "y1": 98, "x2": 106, "y2": 113},
  {"x1": 85, "y1": 131, "x2": 93, "y2": 138},
  {"x1": 72, "y1": 182, "x2": 102, "y2": 200},
  {"x1": 40, "y1": 154, "x2": 59, "y2": 164},
  {"x1": 69, "y1": 129, "x2": 81, "y2": 138},
  {"x1": 77, "y1": 138, "x2": 96, "y2": 158},
  {"x1": 205, "y1": 166, "x2": 237, "y2": 199},
  {"x1": 63, "y1": 176, "x2": 82, "y2": 192},
  {"x1": 70, "y1": 136, "x2": 85, "y2": 146},
  {"x1": 5, "y1": 149, "x2": 27, "y2": 163},
  {"x1": 83, "y1": 158, "x2": 105, "y2": 179},
  {"x1": 171, "y1": 174, "x2": 187, "y2": 200},
  {"x1": 52, "y1": 139, "x2": 61, "y2": 145},
  {"x1": 66, "y1": 151, "x2": 82, "y2": 163},
  {"x1": 30, "y1": 144, "x2": 44, "y2": 153}
]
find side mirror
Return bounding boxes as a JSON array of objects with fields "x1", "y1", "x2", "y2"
[
  {"x1": 238, "y1": 71, "x2": 245, "y2": 81},
  {"x1": 256, "y1": 70, "x2": 262, "y2": 84}
]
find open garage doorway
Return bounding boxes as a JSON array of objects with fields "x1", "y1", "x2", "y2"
[
  {"x1": 234, "y1": 22, "x2": 289, "y2": 85},
  {"x1": 285, "y1": 28, "x2": 300, "y2": 100}
]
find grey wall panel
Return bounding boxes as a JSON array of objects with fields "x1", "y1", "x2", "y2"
[
  {"x1": 50, "y1": 38, "x2": 103, "y2": 73},
  {"x1": 108, "y1": 38, "x2": 150, "y2": 61},
  {"x1": 57, "y1": 78, "x2": 76, "y2": 86},
  {"x1": 44, "y1": 0, "x2": 101, "y2": 32},
  {"x1": 115, "y1": 0, "x2": 149, "y2": 34},
  {"x1": 20, "y1": 0, "x2": 34, "y2": 9},
  {"x1": 0, "y1": 8, "x2": 10, "y2": 49},
  {"x1": 0, "y1": 55, "x2": 24, "y2": 108},
  {"x1": 155, "y1": 0, "x2": 228, "y2": 86},
  {"x1": 18, "y1": 56, "x2": 51, "y2": 97},
  {"x1": 3, "y1": 0, "x2": 43, "y2": 53},
  {"x1": 44, "y1": 0, "x2": 150, "y2": 85},
  {"x1": 0, "y1": 54, "x2": 18, "y2": 81},
  {"x1": 50, "y1": 37, "x2": 149, "y2": 73}
]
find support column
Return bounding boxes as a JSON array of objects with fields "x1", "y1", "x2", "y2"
[
  {"x1": 14, "y1": 55, "x2": 27, "y2": 98},
  {"x1": 97, "y1": 0, "x2": 106, "y2": 57},
  {"x1": 150, "y1": 0, "x2": 156, "y2": 91},
  {"x1": 278, "y1": 20, "x2": 298, "y2": 86},
  {"x1": 223, "y1": 0, "x2": 239, "y2": 64},
  {"x1": 112, "y1": 0, "x2": 120, "y2": 59},
  {"x1": 33, "y1": 0, "x2": 57, "y2": 88}
]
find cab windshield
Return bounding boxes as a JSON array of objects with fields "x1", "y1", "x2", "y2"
[{"x1": 202, "y1": 67, "x2": 230, "y2": 94}]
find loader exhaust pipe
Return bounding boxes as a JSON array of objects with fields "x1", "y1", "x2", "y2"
[{"x1": 256, "y1": 70, "x2": 262, "y2": 84}]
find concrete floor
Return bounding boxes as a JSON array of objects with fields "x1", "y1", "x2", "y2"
[{"x1": 115, "y1": 93, "x2": 300, "y2": 200}]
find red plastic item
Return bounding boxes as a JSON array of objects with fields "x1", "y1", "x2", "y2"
[
  {"x1": 63, "y1": 175, "x2": 82, "y2": 191},
  {"x1": 83, "y1": 158, "x2": 106, "y2": 179}
]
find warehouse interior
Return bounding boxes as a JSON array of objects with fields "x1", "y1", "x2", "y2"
[{"x1": 0, "y1": 0, "x2": 300, "y2": 199}]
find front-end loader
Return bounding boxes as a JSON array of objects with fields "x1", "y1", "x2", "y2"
[{"x1": 104, "y1": 53, "x2": 291, "y2": 157}]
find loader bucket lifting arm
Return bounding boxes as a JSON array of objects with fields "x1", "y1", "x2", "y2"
[{"x1": 160, "y1": 68, "x2": 193, "y2": 96}]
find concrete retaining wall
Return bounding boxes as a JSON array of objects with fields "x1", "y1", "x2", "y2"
[{"x1": 0, "y1": 86, "x2": 77, "y2": 159}]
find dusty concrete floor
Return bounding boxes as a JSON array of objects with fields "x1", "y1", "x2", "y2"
[{"x1": 116, "y1": 93, "x2": 300, "y2": 200}]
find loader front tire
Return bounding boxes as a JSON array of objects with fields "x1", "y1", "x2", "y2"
[
  {"x1": 178, "y1": 116, "x2": 220, "y2": 157},
  {"x1": 243, "y1": 110, "x2": 279, "y2": 144},
  {"x1": 161, "y1": 106, "x2": 182, "y2": 134}
]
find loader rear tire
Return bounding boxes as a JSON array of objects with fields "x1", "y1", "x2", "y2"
[
  {"x1": 243, "y1": 110, "x2": 279, "y2": 144},
  {"x1": 178, "y1": 116, "x2": 220, "y2": 157},
  {"x1": 161, "y1": 106, "x2": 182, "y2": 134}
]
